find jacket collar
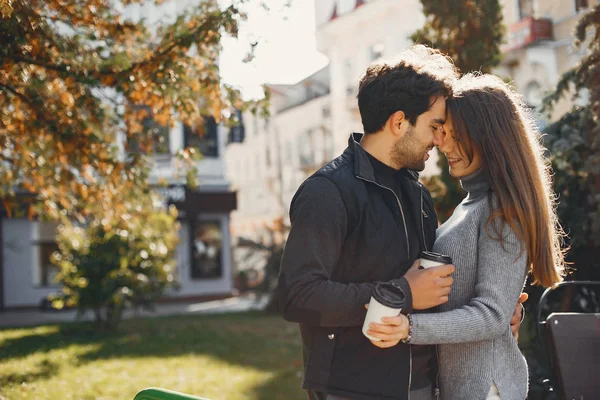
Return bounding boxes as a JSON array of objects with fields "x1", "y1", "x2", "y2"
[{"x1": 348, "y1": 133, "x2": 420, "y2": 182}]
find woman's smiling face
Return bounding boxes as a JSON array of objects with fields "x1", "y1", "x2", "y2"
[{"x1": 436, "y1": 113, "x2": 483, "y2": 178}]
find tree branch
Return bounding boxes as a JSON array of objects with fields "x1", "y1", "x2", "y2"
[
  {"x1": 0, "y1": 151, "x2": 18, "y2": 166},
  {"x1": 0, "y1": 82, "x2": 30, "y2": 104}
]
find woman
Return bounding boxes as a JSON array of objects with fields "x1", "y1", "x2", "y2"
[{"x1": 371, "y1": 74, "x2": 567, "y2": 399}]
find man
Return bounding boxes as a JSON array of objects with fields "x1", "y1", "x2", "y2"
[{"x1": 278, "y1": 45, "x2": 523, "y2": 400}]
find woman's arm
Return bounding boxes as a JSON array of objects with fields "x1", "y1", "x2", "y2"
[{"x1": 407, "y1": 221, "x2": 528, "y2": 345}]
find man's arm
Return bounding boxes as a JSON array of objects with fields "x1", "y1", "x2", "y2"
[{"x1": 278, "y1": 176, "x2": 413, "y2": 328}]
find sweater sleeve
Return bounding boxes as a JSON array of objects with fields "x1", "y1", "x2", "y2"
[
  {"x1": 409, "y1": 218, "x2": 528, "y2": 345},
  {"x1": 278, "y1": 176, "x2": 413, "y2": 328}
]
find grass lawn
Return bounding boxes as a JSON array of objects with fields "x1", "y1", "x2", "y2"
[{"x1": 0, "y1": 312, "x2": 305, "y2": 400}]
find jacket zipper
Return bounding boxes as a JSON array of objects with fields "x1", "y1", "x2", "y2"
[
  {"x1": 420, "y1": 189, "x2": 428, "y2": 252},
  {"x1": 421, "y1": 185, "x2": 440, "y2": 399},
  {"x1": 434, "y1": 345, "x2": 441, "y2": 399},
  {"x1": 408, "y1": 346, "x2": 413, "y2": 399},
  {"x1": 357, "y1": 175, "x2": 412, "y2": 397},
  {"x1": 418, "y1": 188, "x2": 429, "y2": 400},
  {"x1": 356, "y1": 176, "x2": 410, "y2": 255}
]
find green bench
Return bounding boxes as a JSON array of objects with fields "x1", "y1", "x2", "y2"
[{"x1": 134, "y1": 388, "x2": 210, "y2": 400}]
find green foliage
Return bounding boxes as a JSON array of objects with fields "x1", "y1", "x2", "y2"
[
  {"x1": 523, "y1": 6, "x2": 600, "y2": 397},
  {"x1": 544, "y1": 108, "x2": 600, "y2": 254},
  {"x1": 411, "y1": 0, "x2": 505, "y2": 74},
  {"x1": 51, "y1": 191, "x2": 180, "y2": 329},
  {"x1": 542, "y1": 4, "x2": 600, "y2": 275}
]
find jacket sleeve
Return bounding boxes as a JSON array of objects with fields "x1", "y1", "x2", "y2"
[
  {"x1": 409, "y1": 219, "x2": 527, "y2": 345},
  {"x1": 278, "y1": 176, "x2": 413, "y2": 328}
]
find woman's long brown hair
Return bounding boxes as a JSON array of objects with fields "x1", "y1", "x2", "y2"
[{"x1": 447, "y1": 73, "x2": 567, "y2": 287}]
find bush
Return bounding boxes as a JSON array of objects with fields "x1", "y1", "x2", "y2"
[{"x1": 51, "y1": 192, "x2": 180, "y2": 329}]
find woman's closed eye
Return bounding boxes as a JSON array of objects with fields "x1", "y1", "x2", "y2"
[{"x1": 441, "y1": 126, "x2": 460, "y2": 142}]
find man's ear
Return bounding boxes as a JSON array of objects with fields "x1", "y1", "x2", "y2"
[{"x1": 389, "y1": 110, "x2": 406, "y2": 138}]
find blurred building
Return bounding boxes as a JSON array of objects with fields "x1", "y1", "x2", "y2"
[
  {"x1": 315, "y1": 0, "x2": 597, "y2": 152},
  {"x1": 226, "y1": 0, "x2": 436, "y2": 240},
  {"x1": 146, "y1": 118, "x2": 237, "y2": 303},
  {"x1": 495, "y1": 0, "x2": 597, "y2": 122},
  {"x1": 225, "y1": 67, "x2": 331, "y2": 274},
  {"x1": 0, "y1": 121, "x2": 236, "y2": 310},
  {"x1": 0, "y1": 0, "x2": 236, "y2": 310},
  {"x1": 226, "y1": 0, "x2": 598, "y2": 272}
]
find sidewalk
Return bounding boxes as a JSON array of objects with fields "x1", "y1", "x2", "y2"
[{"x1": 0, "y1": 294, "x2": 268, "y2": 329}]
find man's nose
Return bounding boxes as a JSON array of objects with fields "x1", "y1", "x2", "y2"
[{"x1": 432, "y1": 129, "x2": 444, "y2": 147}]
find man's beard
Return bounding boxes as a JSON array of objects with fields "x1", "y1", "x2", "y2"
[{"x1": 390, "y1": 125, "x2": 428, "y2": 171}]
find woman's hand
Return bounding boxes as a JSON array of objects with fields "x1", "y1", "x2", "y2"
[
  {"x1": 510, "y1": 292, "x2": 529, "y2": 342},
  {"x1": 365, "y1": 312, "x2": 410, "y2": 349}
]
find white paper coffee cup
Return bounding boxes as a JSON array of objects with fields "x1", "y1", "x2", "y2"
[
  {"x1": 419, "y1": 251, "x2": 453, "y2": 269},
  {"x1": 362, "y1": 282, "x2": 405, "y2": 341}
]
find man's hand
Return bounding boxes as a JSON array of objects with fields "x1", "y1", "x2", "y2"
[
  {"x1": 510, "y1": 292, "x2": 528, "y2": 341},
  {"x1": 404, "y1": 259, "x2": 455, "y2": 310},
  {"x1": 365, "y1": 313, "x2": 410, "y2": 348}
]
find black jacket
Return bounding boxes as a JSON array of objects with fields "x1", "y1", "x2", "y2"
[{"x1": 279, "y1": 134, "x2": 438, "y2": 399}]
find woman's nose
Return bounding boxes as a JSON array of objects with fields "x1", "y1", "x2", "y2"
[{"x1": 433, "y1": 129, "x2": 445, "y2": 147}]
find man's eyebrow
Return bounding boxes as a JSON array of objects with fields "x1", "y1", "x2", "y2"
[{"x1": 432, "y1": 118, "x2": 445, "y2": 125}]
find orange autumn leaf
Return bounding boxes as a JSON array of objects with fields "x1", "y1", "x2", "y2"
[
  {"x1": 0, "y1": 0, "x2": 267, "y2": 221},
  {"x1": 81, "y1": 184, "x2": 89, "y2": 199},
  {"x1": 23, "y1": 182, "x2": 36, "y2": 192},
  {"x1": 58, "y1": 196, "x2": 70, "y2": 209},
  {"x1": 59, "y1": 92, "x2": 75, "y2": 106}
]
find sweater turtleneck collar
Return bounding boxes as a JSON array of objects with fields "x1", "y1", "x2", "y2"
[{"x1": 460, "y1": 168, "x2": 490, "y2": 201}]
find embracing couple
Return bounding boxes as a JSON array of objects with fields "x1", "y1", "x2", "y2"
[{"x1": 278, "y1": 45, "x2": 566, "y2": 400}]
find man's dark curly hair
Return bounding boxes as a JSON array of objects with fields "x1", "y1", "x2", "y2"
[{"x1": 357, "y1": 45, "x2": 458, "y2": 134}]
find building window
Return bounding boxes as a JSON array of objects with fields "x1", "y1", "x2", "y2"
[
  {"x1": 128, "y1": 106, "x2": 170, "y2": 155},
  {"x1": 370, "y1": 43, "x2": 385, "y2": 61},
  {"x1": 345, "y1": 58, "x2": 354, "y2": 95},
  {"x1": 252, "y1": 116, "x2": 259, "y2": 137},
  {"x1": 144, "y1": 113, "x2": 170, "y2": 155},
  {"x1": 190, "y1": 220, "x2": 223, "y2": 279},
  {"x1": 518, "y1": 0, "x2": 534, "y2": 19},
  {"x1": 183, "y1": 116, "x2": 219, "y2": 158},
  {"x1": 575, "y1": 0, "x2": 589, "y2": 12},
  {"x1": 525, "y1": 81, "x2": 543, "y2": 109},
  {"x1": 228, "y1": 109, "x2": 246, "y2": 144},
  {"x1": 525, "y1": 81, "x2": 547, "y2": 131},
  {"x1": 265, "y1": 147, "x2": 271, "y2": 167},
  {"x1": 39, "y1": 242, "x2": 59, "y2": 286},
  {"x1": 35, "y1": 222, "x2": 60, "y2": 287}
]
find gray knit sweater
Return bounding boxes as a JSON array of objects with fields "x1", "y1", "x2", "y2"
[{"x1": 411, "y1": 169, "x2": 529, "y2": 400}]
